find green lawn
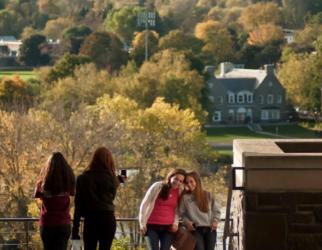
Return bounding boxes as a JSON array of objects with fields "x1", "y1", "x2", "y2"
[
  {"x1": 206, "y1": 124, "x2": 318, "y2": 144},
  {"x1": 206, "y1": 126, "x2": 274, "y2": 143},
  {"x1": 0, "y1": 71, "x2": 36, "y2": 81},
  {"x1": 261, "y1": 124, "x2": 317, "y2": 138}
]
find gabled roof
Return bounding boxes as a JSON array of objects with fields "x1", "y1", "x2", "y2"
[
  {"x1": 0, "y1": 36, "x2": 17, "y2": 42},
  {"x1": 218, "y1": 78, "x2": 257, "y2": 92},
  {"x1": 220, "y1": 68, "x2": 267, "y2": 85}
]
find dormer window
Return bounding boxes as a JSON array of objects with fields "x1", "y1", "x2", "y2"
[
  {"x1": 237, "y1": 93, "x2": 244, "y2": 103},
  {"x1": 268, "y1": 81, "x2": 273, "y2": 87}
]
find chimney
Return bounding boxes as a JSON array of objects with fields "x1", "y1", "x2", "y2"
[
  {"x1": 220, "y1": 62, "x2": 234, "y2": 77},
  {"x1": 204, "y1": 65, "x2": 215, "y2": 78},
  {"x1": 264, "y1": 64, "x2": 275, "y2": 75}
]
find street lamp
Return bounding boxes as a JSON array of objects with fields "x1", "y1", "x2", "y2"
[{"x1": 137, "y1": 10, "x2": 156, "y2": 61}]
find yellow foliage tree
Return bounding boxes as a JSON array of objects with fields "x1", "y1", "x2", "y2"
[{"x1": 247, "y1": 23, "x2": 284, "y2": 46}]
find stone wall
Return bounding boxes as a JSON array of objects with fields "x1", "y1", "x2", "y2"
[{"x1": 230, "y1": 139, "x2": 322, "y2": 250}]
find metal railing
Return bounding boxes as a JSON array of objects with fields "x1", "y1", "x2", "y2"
[{"x1": 0, "y1": 217, "x2": 227, "y2": 250}]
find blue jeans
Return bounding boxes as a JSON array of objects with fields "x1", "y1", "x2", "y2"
[
  {"x1": 40, "y1": 225, "x2": 71, "y2": 250},
  {"x1": 145, "y1": 224, "x2": 174, "y2": 250},
  {"x1": 194, "y1": 227, "x2": 217, "y2": 250}
]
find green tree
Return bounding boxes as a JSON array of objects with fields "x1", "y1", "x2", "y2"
[
  {"x1": 18, "y1": 34, "x2": 50, "y2": 66},
  {"x1": 105, "y1": 6, "x2": 143, "y2": 43},
  {"x1": 0, "y1": 10, "x2": 20, "y2": 36},
  {"x1": 63, "y1": 25, "x2": 92, "y2": 54},
  {"x1": 46, "y1": 53, "x2": 91, "y2": 83},
  {"x1": 80, "y1": 31, "x2": 128, "y2": 71}
]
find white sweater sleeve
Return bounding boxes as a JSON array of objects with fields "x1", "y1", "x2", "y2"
[{"x1": 138, "y1": 182, "x2": 162, "y2": 229}]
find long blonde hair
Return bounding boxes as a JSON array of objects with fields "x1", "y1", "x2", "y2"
[{"x1": 186, "y1": 171, "x2": 209, "y2": 213}]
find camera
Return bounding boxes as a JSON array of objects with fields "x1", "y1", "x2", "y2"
[{"x1": 120, "y1": 169, "x2": 127, "y2": 177}]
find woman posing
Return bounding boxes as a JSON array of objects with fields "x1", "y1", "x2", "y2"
[
  {"x1": 139, "y1": 169, "x2": 186, "y2": 250},
  {"x1": 72, "y1": 146, "x2": 124, "y2": 250},
  {"x1": 34, "y1": 152, "x2": 75, "y2": 250},
  {"x1": 179, "y1": 171, "x2": 221, "y2": 250}
]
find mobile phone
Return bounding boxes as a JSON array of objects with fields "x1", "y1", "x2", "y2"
[{"x1": 120, "y1": 169, "x2": 127, "y2": 177}]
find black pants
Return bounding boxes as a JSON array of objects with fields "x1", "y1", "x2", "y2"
[
  {"x1": 40, "y1": 225, "x2": 71, "y2": 250},
  {"x1": 83, "y1": 211, "x2": 116, "y2": 250}
]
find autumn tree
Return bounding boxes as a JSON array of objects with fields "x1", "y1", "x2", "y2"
[
  {"x1": 131, "y1": 30, "x2": 159, "y2": 66},
  {"x1": 247, "y1": 23, "x2": 284, "y2": 46},
  {"x1": 80, "y1": 31, "x2": 128, "y2": 71},
  {"x1": 43, "y1": 17, "x2": 74, "y2": 39},
  {"x1": 195, "y1": 20, "x2": 235, "y2": 64},
  {"x1": 239, "y1": 2, "x2": 281, "y2": 31},
  {"x1": 41, "y1": 63, "x2": 112, "y2": 112},
  {"x1": 278, "y1": 52, "x2": 319, "y2": 110}
]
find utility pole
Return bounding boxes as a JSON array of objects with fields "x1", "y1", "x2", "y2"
[{"x1": 137, "y1": 8, "x2": 156, "y2": 61}]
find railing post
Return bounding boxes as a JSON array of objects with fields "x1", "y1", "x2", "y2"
[{"x1": 26, "y1": 220, "x2": 29, "y2": 250}]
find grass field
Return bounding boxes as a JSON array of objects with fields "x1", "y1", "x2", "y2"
[
  {"x1": 206, "y1": 124, "x2": 318, "y2": 144},
  {"x1": 0, "y1": 71, "x2": 36, "y2": 81},
  {"x1": 206, "y1": 126, "x2": 274, "y2": 143}
]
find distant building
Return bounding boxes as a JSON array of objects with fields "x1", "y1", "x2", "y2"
[
  {"x1": 0, "y1": 36, "x2": 22, "y2": 57},
  {"x1": 206, "y1": 62, "x2": 290, "y2": 124},
  {"x1": 283, "y1": 29, "x2": 297, "y2": 44}
]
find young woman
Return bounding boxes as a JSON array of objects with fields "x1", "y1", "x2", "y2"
[
  {"x1": 179, "y1": 171, "x2": 221, "y2": 250},
  {"x1": 139, "y1": 169, "x2": 186, "y2": 250},
  {"x1": 34, "y1": 152, "x2": 75, "y2": 250},
  {"x1": 72, "y1": 146, "x2": 124, "y2": 250}
]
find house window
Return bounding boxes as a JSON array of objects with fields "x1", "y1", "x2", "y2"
[
  {"x1": 268, "y1": 81, "x2": 273, "y2": 87},
  {"x1": 237, "y1": 93, "x2": 244, "y2": 103},
  {"x1": 247, "y1": 94, "x2": 253, "y2": 103},
  {"x1": 228, "y1": 109, "x2": 235, "y2": 122},
  {"x1": 267, "y1": 95, "x2": 274, "y2": 104},
  {"x1": 261, "y1": 109, "x2": 280, "y2": 120},
  {"x1": 207, "y1": 82, "x2": 213, "y2": 88},
  {"x1": 227, "y1": 92, "x2": 235, "y2": 103},
  {"x1": 212, "y1": 111, "x2": 221, "y2": 122},
  {"x1": 277, "y1": 95, "x2": 282, "y2": 104},
  {"x1": 208, "y1": 96, "x2": 214, "y2": 103},
  {"x1": 259, "y1": 95, "x2": 264, "y2": 104}
]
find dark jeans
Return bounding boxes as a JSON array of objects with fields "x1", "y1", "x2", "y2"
[
  {"x1": 194, "y1": 227, "x2": 217, "y2": 250},
  {"x1": 83, "y1": 211, "x2": 116, "y2": 250},
  {"x1": 145, "y1": 224, "x2": 174, "y2": 250},
  {"x1": 40, "y1": 225, "x2": 71, "y2": 250}
]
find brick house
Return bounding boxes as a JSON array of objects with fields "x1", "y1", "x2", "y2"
[{"x1": 206, "y1": 62, "x2": 290, "y2": 124}]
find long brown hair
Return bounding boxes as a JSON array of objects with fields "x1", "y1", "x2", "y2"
[
  {"x1": 39, "y1": 152, "x2": 75, "y2": 195},
  {"x1": 159, "y1": 168, "x2": 186, "y2": 200},
  {"x1": 87, "y1": 147, "x2": 116, "y2": 176},
  {"x1": 185, "y1": 171, "x2": 209, "y2": 213}
]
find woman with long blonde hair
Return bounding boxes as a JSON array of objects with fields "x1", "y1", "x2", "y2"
[{"x1": 179, "y1": 171, "x2": 221, "y2": 250}]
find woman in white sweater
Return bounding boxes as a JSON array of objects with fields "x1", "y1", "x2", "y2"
[
  {"x1": 139, "y1": 169, "x2": 186, "y2": 250},
  {"x1": 179, "y1": 171, "x2": 221, "y2": 250}
]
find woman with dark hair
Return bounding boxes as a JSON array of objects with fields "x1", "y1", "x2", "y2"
[
  {"x1": 139, "y1": 169, "x2": 186, "y2": 250},
  {"x1": 179, "y1": 171, "x2": 221, "y2": 250},
  {"x1": 34, "y1": 152, "x2": 75, "y2": 250},
  {"x1": 72, "y1": 146, "x2": 124, "y2": 250}
]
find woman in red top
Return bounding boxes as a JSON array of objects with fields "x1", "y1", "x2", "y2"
[
  {"x1": 34, "y1": 152, "x2": 75, "y2": 250},
  {"x1": 139, "y1": 169, "x2": 186, "y2": 250}
]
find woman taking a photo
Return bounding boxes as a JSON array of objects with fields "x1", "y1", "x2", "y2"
[
  {"x1": 139, "y1": 169, "x2": 186, "y2": 250},
  {"x1": 72, "y1": 146, "x2": 124, "y2": 250},
  {"x1": 179, "y1": 171, "x2": 221, "y2": 250},
  {"x1": 34, "y1": 152, "x2": 75, "y2": 250}
]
